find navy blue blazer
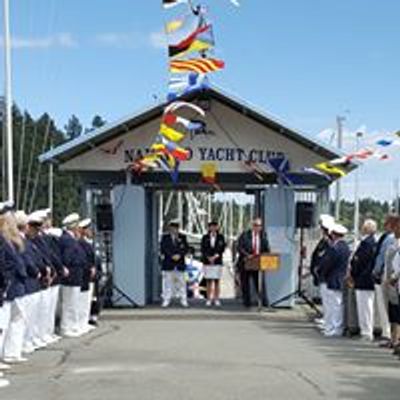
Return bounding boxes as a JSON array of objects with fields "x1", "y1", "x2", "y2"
[
  {"x1": 320, "y1": 239, "x2": 351, "y2": 291},
  {"x1": 201, "y1": 233, "x2": 226, "y2": 266},
  {"x1": 42, "y1": 234, "x2": 65, "y2": 284},
  {"x1": 160, "y1": 233, "x2": 189, "y2": 272},
  {"x1": 4, "y1": 242, "x2": 27, "y2": 301},
  {"x1": 350, "y1": 234, "x2": 377, "y2": 290},
  {"x1": 78, "y1": 239, "x2": 95, "y2": 291},
  {"x1": 21, "y1": 239, "x2": 42, "y2": 295},
  {"x1": 310, "y1": 237, "x2": 331, "y2": 285},
  {"x1": 59, "y1": 231, "x2": 87, "y2": 287},
  {"x1": 0, "y1": 234, "x2": 12, "y2": 306}
]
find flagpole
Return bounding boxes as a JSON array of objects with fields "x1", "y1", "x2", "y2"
[
  {"x1": 335, "y1": 116, "x2": 345, "y2": 220},
  {"x1": 3, "y1": 0, "x2": 14, "y2": 204},
  {"x1": 353, "y1": 131, "x2": 362, "y2": 241}
]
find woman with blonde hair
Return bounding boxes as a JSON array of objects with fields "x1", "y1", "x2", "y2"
[{"x1": 0, "y1": 209, "x2": 29, "y2": 364}]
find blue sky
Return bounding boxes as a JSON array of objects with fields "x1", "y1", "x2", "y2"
[{"x1": 1, "y1": 0, "x2": 400, "y2": 200}]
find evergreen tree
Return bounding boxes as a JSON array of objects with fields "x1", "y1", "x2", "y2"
[{"x1": 64, "y1": 114, "x2": 83, "y2": 140}]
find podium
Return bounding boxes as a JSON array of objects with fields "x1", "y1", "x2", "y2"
[{"x1": 244, "y1": 253, "x2": 281, "y2": 310}]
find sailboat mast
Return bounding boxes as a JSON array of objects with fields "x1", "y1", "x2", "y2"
[{"x1": 3, "y1": 0, "x2": 14, "y2": 203}]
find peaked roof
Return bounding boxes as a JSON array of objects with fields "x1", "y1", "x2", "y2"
[{"x1": 40, "y1": 85, "x2": 343, "y2": 164}]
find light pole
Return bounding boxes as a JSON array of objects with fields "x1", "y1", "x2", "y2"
[
  {"x1": 3, "y1": 0, "x2": 14, "y2": 203},
  {"x1": 353, "y1": 131, "x2": 363, "y2": 241}
]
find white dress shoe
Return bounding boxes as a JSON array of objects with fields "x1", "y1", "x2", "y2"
[
  {"x1": 62, "y1": 331, "x2": 81, "y2": 338},
  {"x1": 3, "y1": 357, "x2": 29, "y2": 364},
  {"x1": 0, "y1": 362, "x2": 11, "y2": 371},
  {"x1": 22, "y1": 343, "x2": 36, "y2": 354},
  {"x1": 0, "y1": 378, "x2": 10, "y2": 388},
  {"x1": 180, "y1": 300, "x2": 189, "y2": 308},
  {"x1": 161, "y1": 300, "x2": 170, "y2": 308}
]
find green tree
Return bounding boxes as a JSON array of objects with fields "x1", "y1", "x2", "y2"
[{"x1": 64, "y1": 114, "x2": 82, "y2": 140}]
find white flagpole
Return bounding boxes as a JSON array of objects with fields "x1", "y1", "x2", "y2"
[{"x1": 3, "y1": 0, "x2": 14, "y2": 204}]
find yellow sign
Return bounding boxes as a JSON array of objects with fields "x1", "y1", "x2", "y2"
[{"x1": 260, "y1": 253, "x2": 280, "y2": 271}]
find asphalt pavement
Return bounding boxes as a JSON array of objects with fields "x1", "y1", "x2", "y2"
[{"x1": 1, "y1": 303, "x2": 399, "y2": 400}]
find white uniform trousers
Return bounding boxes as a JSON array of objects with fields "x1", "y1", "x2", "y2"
[
  {"x1": 46, "y1": 286, "x2": 60, "y2": 339},
  {"x1": 324, "y1": 289, "x2": 344, "y2": 336},
  {"x1": 78, "y1": 285, "x2": 93, "y2": 333},
  {"x1": 319, "y1": 283, "x2": 328, "y2": 328},
  {"x1": 2, "y1": 297, "x2": 27, "y2": 360},
  {"x1": 355, "y1": 290, "x2": 375, "y2": 339},
  {"x1": 60, "y1": 286, "x2": 81, "y2": 335},
  {"x1": 37, "y1": 288, "x2": 53, "y2": 342},
  {"x1": 374, "y1": 283, "x2": 391, "y2": 338},
  {"x1": 23, "y1": 292, "x2": 40, "y2": 349},
  {"x1": 162, "y1": 271, "x2": 187, "y2": 303},
  {"x1": 0, "y1": 302, "x2": 11, "y2": 355}
]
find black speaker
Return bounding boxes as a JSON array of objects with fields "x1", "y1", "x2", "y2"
[
  {"x1": 96, "y1": 204, "x2": 114, "y2": 231},
  {"x1": 296, "y1": 201, "x2": 315, "y2": 228}
]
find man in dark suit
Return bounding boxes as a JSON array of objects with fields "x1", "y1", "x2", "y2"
[
  {"x1": 237, "y1": 218, "x2": 270, "y2": 308},
  {"x1": 350, "y1": 219, "x2": 377, "y2": 340},
  {"x1": 160, "y1": 220, "x2": 189, "y2": 308}
]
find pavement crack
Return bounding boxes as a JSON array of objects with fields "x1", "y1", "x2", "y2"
[{"x1": 296, "y1": 371, "x2": 326, "y2": 397}]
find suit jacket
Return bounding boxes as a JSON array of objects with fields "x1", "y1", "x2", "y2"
[
  {"x1": 21, "y1": 239, "x2": 41, "y2": 295},
  {"x1": 59, "y1": 231, "x2": 88, "y2": 287},
  {"x1": 350, "y1": 234, "x2": 377, "y2": 290},
  {"x1": 79, "y1": 238, "x2": 95, "y2": 291},
  {"x1": 320, "y1": 239, "x2": 351, "y2": 291},
  {"x1": 4, "y1": 242, "x2": 27, "y2": 301},
  {"x1": 310, "y1": 237, "x2": 331, "y2": 285},
  {"x1": 201, "y1": 233, "x2": 226, "y2": 266},
  {"x1": 160, "y1": 233, "x2": 189, "y2": 272},
  {"x1": 237, "y1": 230, "x2": 270, "y2": 271},
  {"x1": 0, "y1": 234, "x2": 11, "y2": 306}
]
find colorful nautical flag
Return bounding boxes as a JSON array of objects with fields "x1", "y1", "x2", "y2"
[
  {"x1": 266, "y1": 156, "x2": 304, "y2": 186},
  {"x1": 201, "y1": 163, "x2": 217, "y2": 184},
  {"x1": 314, "y1": 162, "x2": 347, "y2": 177},
  {"x1": 159, "y1": 123, "x2": 185, "y2": 142},
  {"x1": 168, "y1": 24, "x2": 214, "y2": 58},
  {"x1": 163, "y1": 0, "x2": 189, "y2": 9},
  {"x1": 170, "y1": 58, "x2": 225, "y2": 74}
]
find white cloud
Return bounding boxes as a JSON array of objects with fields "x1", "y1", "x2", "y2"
[
  {"x1": 94, "y1": 31, "x2": 167, "y2": 50},
  {"x1": 0, "y1": 33, "x2": 78, "y2": 49},
  {"x1": 149, "y1": 31, "x2": 167, "y2": 49}
]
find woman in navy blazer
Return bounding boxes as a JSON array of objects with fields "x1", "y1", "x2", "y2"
[{"x1": 201, "y1": 222, "x2": 226, "y2": 307}]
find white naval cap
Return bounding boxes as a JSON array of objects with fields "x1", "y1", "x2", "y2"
[
  {"x1": 331, "y1": 223, "x2": 348, "y2": 235},
  {"x1": 28, "y1": 211, "x2": 45, "y2": 225},
  {"x1": 62, "y1": 213, "x2": 80, "y2": 228},
  {"x1": 46, "y1": 227, "x2": 63, "y2": 238},
  {"x1": 78, "y1": 218, "x2": 92, "y2": 229},
  {"x1": 15, "y1": 210, "x2": 29, "y2": 226},
  {"x1": 37, "y1": 208, "x2": 51, "y2": 218},
  {"x1": 0, "y1": 201, "x2": 14, "y2": 215},
  {"x1": 319, "y1": 214, "x2": 335, "y2": 230}
]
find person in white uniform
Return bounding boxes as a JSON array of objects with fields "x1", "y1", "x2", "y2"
[
  {"x1": 160, "y1": 220, "x2": 190, "y2": 308},
  {"x1": 59, "y1": 213, "x2": 87, "y2": 337},
  {"x1": 320, "y1": 223, "x2": 351, "y2": 337}
]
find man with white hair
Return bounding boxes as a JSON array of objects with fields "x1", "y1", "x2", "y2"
[
  {"x1": 320, "y1": 223, "x2": 351, "y2": 337},
  {"x1": 350, "y1": 219, "x2": 378, "y2": 340},
  {"x1": 59, "y1": 213, "x2": 88, "y2": 337}
]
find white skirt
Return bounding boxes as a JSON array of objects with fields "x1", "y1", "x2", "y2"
[{"x1": 203, "y1": 265, "x2": 223, "y2": 280}]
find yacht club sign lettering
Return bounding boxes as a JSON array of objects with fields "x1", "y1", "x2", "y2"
[{"x1": 124, "y1": 146, "x2": 286, "y2": 164}]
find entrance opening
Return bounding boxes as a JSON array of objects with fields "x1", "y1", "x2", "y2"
[{"x1": 155, "y1": 190, "x2": 256, "y2": 303}]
